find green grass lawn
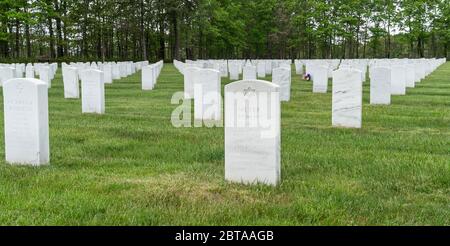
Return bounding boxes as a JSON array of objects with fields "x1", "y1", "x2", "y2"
[{"x1": 0, "y1": 62, "x2": 449, "y2": 225}]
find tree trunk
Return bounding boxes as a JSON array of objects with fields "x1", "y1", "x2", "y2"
[
  {"x1": 15, "y1": 19, "x2": 20, "y2": 58},
  {"x1": 140, "y1": 0, "x2": 147, "y2": 60},
  {"x1": 48, "y1": 17, "x2": 55, "y2": 59},
  {"x1": 62, "y1": 0, "x2": 68, "y2": 56},
  {"x1": 25, "y1": 19, "x2": 31, "y2": 58},
  {"x1": 55, "y1": 0, "x2": 64, "y2": 58},
  {"x1": 171, "y1": 12, "x2": 180, "y2": 60},
  {"x1": 82, "y1": 0, "x2": 88, "y2": 58}
]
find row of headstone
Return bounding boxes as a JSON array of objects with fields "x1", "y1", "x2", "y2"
[
  {"x1": 1, "y1": 60, "x2": 152, "y2": 166},
  {"x1": 328, "y1": 58, "x2": 445, "y2": 128},
  {"x1": 0, "y1": 62, "x2": 58, "y2": 88},
  {"x1": 62, "y1": 61, "x2": 148, "y2": 114},
  {"x1": 181, "y1": 58, "x2": 444, "y2": 186},
  {"x1": 295, "y1": 58, "x2": 444, "y2": 102},
  {"x1": 176, "y1": 58, "x2": 293, "y2": 102},
  {"x1": 174, "y1": 59, "x2": 292, "y2": 81},
  {"x1": 142, "y1": 61, "x2": 164, "y2": 90}
]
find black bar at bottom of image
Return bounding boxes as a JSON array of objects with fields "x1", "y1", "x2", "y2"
[{"x1": 0, "y1": 226, "x2": 448, "y2": 244}]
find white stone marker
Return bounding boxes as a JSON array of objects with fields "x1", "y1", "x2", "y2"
[
  {"x1": 312, "y1": 65, "x2": 329, "y2": 93},
  {"x1": 229, "y1": 63, "x2": 240, "y2": 80},
  {"x1": 224, "y1": 79, "x2": 281, "y2": 186},
  {"x1": 26, "y1": 64, "x2": 34, "y2": 78},
  {"x1": 243, "y1": 66, "x2": 257, "y2": 80},
  {"x1": 39, "y1": 66, "x2": 51, "y2": 88},
  {"x1": 0, "y1": 67, "x2": 16, "y2": 86},
  {"x1": 3, "y1": 78, "x2": 49, "y2": 165},
  {"x1": 119, "y1": 63, "x2": 127, "y2": 78},
  {"x1": 193, "y1": 69, "x2": 221, "y2": 121},
  {"x1": 103, "y1": 64, "x2": 113, "y2": 84},
  {"x1": 112, "y1": 63, "x2": 121, "y2": 80},
  {"x1": 414, "y1": 63, "x2": 424, "y2": 83},
  {"x1": 142, "y1": 65, "x2": 155, "y2": 90},
  {"x1": 184, "y1": 66, "x2": 200, "y2": 99},
  {"x1": 15, "y1": 64, "x2": 24, "y2": 78},
  {"x1": 332, "y1": 68, "x2": 362, "y2": 128},
  {"x1": 370, "y1": 66, "x2": 391, "y2": 105},
  {"x1": 63, "y1": 67, "x2": 80, "y2": 99},
  {"x1": 257, "y1": 61, "x2": 266, "y2": 78},
  {"x1": 265, "y1": 60, "x2": 272, "y2": 75},
  {"x1": 272, "y1": 67, "x2": 291, "y2": 101},
  {"x1": 405, "y1": 64, "x2": 415, "y2": 88},
  {"x1": 295, "y1": 61, "x2": 304, "y2": 75},
  {"x1": 81, "y1": 69, "x2": 105, "y2": 114},
  {"x1": 391, "y1": 65, "x2": 406, "y2": 95}
]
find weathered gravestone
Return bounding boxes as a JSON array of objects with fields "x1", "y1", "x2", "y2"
[
  {"x1": 63, "y1": 67, "x2": 80, "y2": 99},
  {"x1": 272, "y1": 67, "x2": 291, "y2": 101},
  {"x1": 184, "y1": 66, "x2": 200, "y2": 99},
  {"x1": 142, "y1": 65, "x2": 155, "y2": 90},
  {"x1": 224, "y1": 80, "x2": 281, "y2": 186},
  {"x1": 243, "y1": 66, "x2": 257, "y2": 80},
  {"x1": 312, "y1": 65, "x2": 329, "y2": 93},
  {"x1": 193, "y1": 69, "x2": 222, "y2": 121},
  {"x1": 332, "y1": 68, "x2": 362, "y2": 128},
  {"x1": 3, "y1": 78, "x2": 49, "y2": 165},
  {"x1": 370, "y1": 66, "x2": 391, "y2": 105},
  {"x1": 391, "y1": 65, "x2": 406, "y2": 95},
  {"x1": 81, "y1": 69, "x2": 105, "y2": 114}
]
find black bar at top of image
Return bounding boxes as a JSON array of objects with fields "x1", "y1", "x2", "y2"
[{"x1": 0, "y1": 226, "x2": 449, "y2": 244}]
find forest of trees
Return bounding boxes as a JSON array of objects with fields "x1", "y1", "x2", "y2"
[{"x1": 0, "y1": 0, "x2": 449, "y2": 62}]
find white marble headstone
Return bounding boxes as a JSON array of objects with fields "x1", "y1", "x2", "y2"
[
  {"x1": 81, "y1": 69, "x2": 105, "y2": 114},
  {"x1": 332, "y1": 69, "x2": 362, "y2": 128},
  {"x1": 272, "y1": 67, "x2": 291, "y2": 101},
  {"x1": 3, "y1": 78, "x2": 49, "y2": 165},
  {"x1": 224, "y1": 79, "x2": 281, "y2": 186},
  {"x1": 405, "y1": 64, "x2": 415, "y2": 88},
  {"x1": 370, "y1": 66, "x2": 391, "y2": 105},
  {"x1": 265, "y1": 60, "x2": 272, "y2": 75},
  {"x1": 26, "y1": 64, "x2": 34, "y2": 78},
  {"x1": 243, "y1": 66, "x2": 257, "y2": 80},
  {"x1": 312, "y1": 65, "x2": 329, "y2": 93},
  {"x1": 103, "y1": 64, "x2": 113, "y2": 84},
  {"x1": 63, "y1": 67, "x2": 80, "y2": 99},
  {"x1": 112, "y1": 63, "x2": 121, "y2": 80},
  {"x1": 184, "y1": 66, "x2": 200, "y2": 99},
  {"x1": 391, "y1": 65, "x2": 406, "y2": 95},
  {"x1": 414, "y1": 63, "x2": 424, "y2": 83},
  {"x1": 229, "y1": 63, "x2": 240, "y2": 80},
  {"x1": 0, "y1": 67, "x2": 16, "y2": 86},
  {"x1": 193, "y1": 69, "x2": 221, "y2": 121},
  {"x1": 257, "y1": 61, "x2": 266, "y2": 78},
  {"x1": 142, "y1": 65, "x2": 155, "y2": 90},
  {"x1": 295, "y1": 61, "x2": 304, "y2": 75},
  {"x1": 39, "y1": 66, "x2": 51, "y2": 88}
]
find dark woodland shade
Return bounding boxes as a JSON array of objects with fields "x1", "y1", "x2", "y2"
[{"x1": 0, "y1": 0, "x2": 449, "y2": 63}]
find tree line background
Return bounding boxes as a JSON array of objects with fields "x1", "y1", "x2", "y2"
[{"x1": 0, "y1": 0, "x2": 449, "y2": 63}]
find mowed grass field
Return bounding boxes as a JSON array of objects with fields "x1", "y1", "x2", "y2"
[{"x1": 0, "y1": 62, "x2": 449, "y2": 225}]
